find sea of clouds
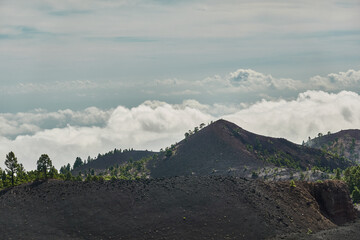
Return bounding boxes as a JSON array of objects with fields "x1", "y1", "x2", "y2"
[{"x1": 1, "y1": 89, "x2": 360, "y2": 170}]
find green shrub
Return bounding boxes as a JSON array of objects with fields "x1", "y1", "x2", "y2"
[
  {"x1": 165, "y1": 149, "x2": 173, "y2": 158},
  {"x1": 75, "y1": 175, "x2": 82, "y2": 181},
  {"x1": 352, "y1": 186, "x2": 360, "y2": 203},
  {"x1": 65, "y1": 171, "x2": 73, "y2": 181},
  {"x1": 98, "y1": 176, "x2": 105, "y2": 182},
  {"x1": 85, "y1": 174, "x2": 92, "y2": 182},
  {"x1": 334, "y1": 168, "x2": 341, "y2": 180}
]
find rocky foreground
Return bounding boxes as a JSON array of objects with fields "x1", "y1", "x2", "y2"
[{"x1": 0, "y1": 177, "x2": 357, "y2": 240}]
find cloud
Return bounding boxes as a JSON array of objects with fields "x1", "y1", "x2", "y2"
[
  {"x1": 1, "y1": 80, "x2": 126, "y2": 95},
  {"x1": 162, "y1": 90, "x2": 201, "y2": 96},
  {"x1": 225, "y1": 69, "x2": 302, "y2": 91},
  {"x1": 5, "y1": 68, "x2": 359, "y2": 99},
  {"x1": 0, "y1": 107, "x2": 112, "y2": 139},
  {"x1": 156, "y1": 68, "x2": 303, "y2": 93},
  {"x1": 3, "y1": 91, "x2": 360, "y2": 171},
  {"x1": 154, "y1": 78, "x2": 184, "y2": 86},
  {"x1": 0, "y1": 101, "x2": 212, "y2": 170},
  {"x1": 1, "y1": 0, "x2": 359, "y2": 104},
  {"x1": 0, "y1": 116, "x2": 40, "y2": 139},
  {"x1": 149, "y1": 68, "x2": 304, "y2": 102},
  {"x1": 154, "y1": 68, "x2": 360, "y2": 97},
  {"x1": 309, "y1": 69, "x2": 360, "y2": 90},
  {"x1": 2, "y1": 0, "x2": 359, "y2": 39},
  {"x1": 224, "y1": 90, "x2": 360, "y2": 143}
]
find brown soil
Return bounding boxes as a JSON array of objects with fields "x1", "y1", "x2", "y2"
[{"x1": 0, "y1": 177, "x2": 356, "y2": 240}]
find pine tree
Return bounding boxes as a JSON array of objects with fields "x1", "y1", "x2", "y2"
[
  {"x1": 37, "y1": 154, "x2": 52, "y2": 180},
  {"x1": 5, "y1": 151, "x2": 19, "y2": 186},
  {"x1": 73, "y1": 157, "x2": 84, "y2": 169}
]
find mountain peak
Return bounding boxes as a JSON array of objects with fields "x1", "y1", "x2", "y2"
[{"x1": 148, "y1": 119, "x2": 352, "y2": 178}]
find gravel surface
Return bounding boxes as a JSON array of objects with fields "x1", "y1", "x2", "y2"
[{"x1": 0, "y1": 177, "x2": 356, "y2": 239}]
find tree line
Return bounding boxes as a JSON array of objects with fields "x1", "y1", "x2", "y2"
[
  {"x1": 0, "y1": 149, "x2": 151, "y2": 190},
  {"x1": 0, "y1": 151, "x2": 55, "y2": 189}
]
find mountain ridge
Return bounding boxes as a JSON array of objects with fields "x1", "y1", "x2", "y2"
[
  {"x1": 71, "y1": 149, "x2": 157, "y2": 176},
  {"x1": 306, "y1": 129, "x2": 360, "y2": 164},
  {"x1": 148, "y1": 119, "x2": 353, "y2": 178}
]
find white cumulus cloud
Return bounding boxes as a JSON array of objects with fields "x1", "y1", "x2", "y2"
[
  {"x1": 0, "y1": 101, "x2": 212, "y2": 170},
  {"x1": 309, "y1": 69, "x2": 360, "y2": 91},
  {"x1": 226, "y1": 69, "x2": 301, "y2": 91},
  {"x1": 224, "y1": 90, "x2": 360, "y2": 143},
  {"x1": 2, "y1": 90, "x2": 360, "y2": 171},
  {"x1": 0, "y1": 107, "x2": 112, "y2": 138}
]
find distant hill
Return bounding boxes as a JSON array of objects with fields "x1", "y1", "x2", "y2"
[
  {"x1": 305, "y1": 129, "x2": 360, "y2": 164},
  {"x1": 148, "y1": 119, "x2": 353, "y2": 178},
  {"x1": 71, "y1": 149, "x2": 157, "y2": 175}
]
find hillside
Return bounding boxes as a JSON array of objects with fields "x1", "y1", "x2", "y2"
[
  {"x1": 71, "y1": 150, "x2": 157, "y2": 176},
  {"x1": 0, "y1": 177, "x2": 356, "y2": 240},
  {"x1": 306, "y1": 130, "x2": 360, "y2": 164},
  {"x1": 148, "y1": 119, "x2": 353, "y2": 178}
]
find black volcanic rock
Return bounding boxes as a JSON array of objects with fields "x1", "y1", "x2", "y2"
[
  {"x1": 149, "y1": 119, "x2": 353, "y2": 178},
  {"x1": 1, "y1": 177, "x2": 355, "y2": 240}
]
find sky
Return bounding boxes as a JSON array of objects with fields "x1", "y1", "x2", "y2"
[{"x1": 0, "y1": 0, "x2": 360, "y2": 169}]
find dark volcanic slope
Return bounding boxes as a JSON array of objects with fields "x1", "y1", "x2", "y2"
[
  {"x1": 149, "y1": 120, "x2": 352, "y2": 178},
  {"x1": 0, "y1": 178, "x2": 356, "y2": 240},
  {"x1": 72, "y1": 150, "x2": 157, "y2": 175},
  {"x1": 272, "y1": 219, "x2": 360, "y2": 240},
  {"x1": 306, "y1": 129, "x2": 360, "y2": 164}
]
